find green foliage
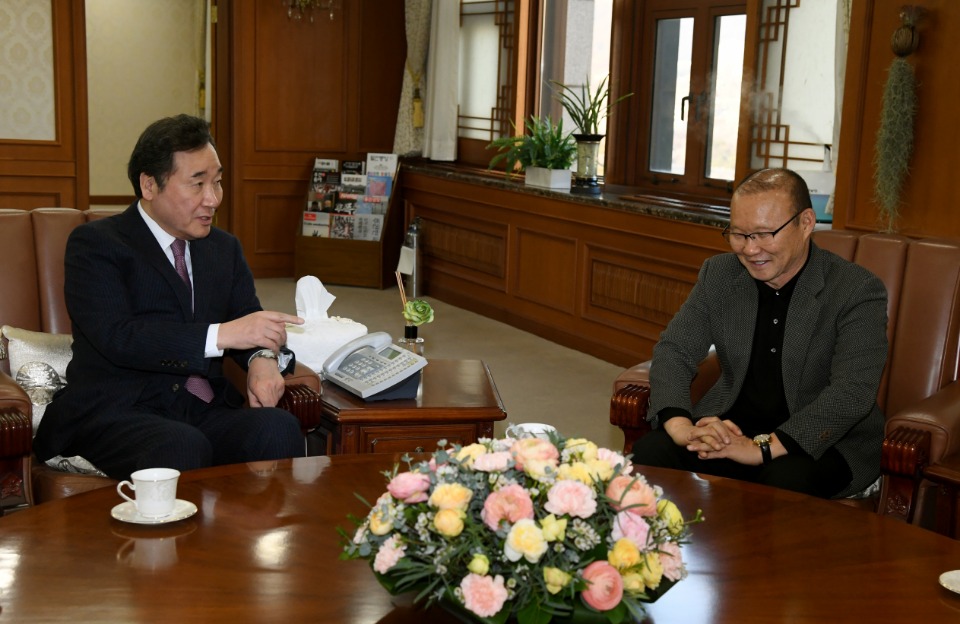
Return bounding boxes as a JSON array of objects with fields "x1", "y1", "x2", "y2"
[
  {"x1": 487, "y1": 116, "x2": 577, "y2": 175},
  {"x1": 873, "y1": 57, "x2": 917, "y2": 232},
  {"x1": 550, "y1": 76, "x2": 633, "y2": 136}
]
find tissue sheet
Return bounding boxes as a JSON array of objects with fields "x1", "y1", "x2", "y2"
[{"x1": 286, "y1": 276, "x2": 368, "y2": 371}]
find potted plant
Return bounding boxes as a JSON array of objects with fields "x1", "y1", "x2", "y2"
[
  {"x1": 486, "y1": 116, "x2": 576, "y2": 190},
  {"x1": 551, "y1": 76, "x2": 633, "y2": 194}
]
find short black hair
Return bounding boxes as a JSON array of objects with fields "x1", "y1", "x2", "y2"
[
  {"x1": 127, "y1": 114, "x2": 217, "y2": 199},
  {"x1": 733, "y1": 168, "x2": 813, "y2": 216}
]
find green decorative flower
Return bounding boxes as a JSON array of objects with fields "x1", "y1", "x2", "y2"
[{"x1": 402, "y1": 299, "x2": 434, "y2": 326}]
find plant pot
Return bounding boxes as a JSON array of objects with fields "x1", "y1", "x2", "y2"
[
  {"x1": 524, "y1": 166, "x2": 572, "y2": 191},
  {"x1": 572, "y1": 134, "x2": 604, "y2": 195}
]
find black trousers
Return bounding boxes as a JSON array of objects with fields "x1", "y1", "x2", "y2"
[
  {"x1": 62, "y1": 393, "x2": 304, "y2": 480},
  {"x1": 631, "y1": 429, "x2": 852, "y2": 499}
]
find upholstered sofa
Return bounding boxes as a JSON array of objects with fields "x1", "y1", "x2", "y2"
[
  {"x1": 0, "y1": 207, "x2": 322, "y2": 509},
  {"x1": 611, "y1": 229, "x2": 960, "y2": 532}
]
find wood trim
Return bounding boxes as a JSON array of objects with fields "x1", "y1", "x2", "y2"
[{"x1": 88, "y1": 195, "x2": 134, "y2": 206}]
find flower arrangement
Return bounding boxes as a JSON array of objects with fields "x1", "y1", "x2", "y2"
[{"x1": 340, "y1": 434, "x2": 702, "y2": 623}]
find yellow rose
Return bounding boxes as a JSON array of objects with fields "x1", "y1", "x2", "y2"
[
  {"x1": 429, "y1": 483, "x2": 474, "y2": 511},
  {"x1": 557, "y1": 461, "x2": 594, "y2": 485},
  {"x1": 468, "y1": 553, "x2": 490, "y2": 576},
  {"x1": 607, "y1": 538, "x2": 641, "y2": 571},
  {"x1": 543, "y1": 567, "x2": 573, "y2": 594},
  {"x1": 456, "y1": 443, "x2": 487, "y2": 467},
  {"x1": 504, "y1": 518, "x2": 548, "y2": 563},
  {"x1": 539, "y1": 514, "x2": 568, "y2": 542},
  {"x1": 586, "y1": 458, "x2": 614, "y2": 482},
  {"x1": 434, "y1": 508, "x2": 465, "y2": 537},
  {"x1": 657, "y1": 499, "x2": 684, "y2": 535},
  {"x1": 564, "y1": 438, "x2": 598, "y2": 461},
  {"x1": 640, "y1": 551, "x2": 663, "y2": 590},
  {"x1": 621, "y1": 571, "x2": 645, "y2": 596},
  {"x1": 368, "y1": 507, "x2": 393, "y2": 536}
]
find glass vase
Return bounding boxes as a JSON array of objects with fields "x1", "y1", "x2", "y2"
[
  {"x1": 572, "y1": 133, "x2": 604, "y2": 195},
  {"x1": 397, "y1": 323, "x2": 425, "y2": 357}
]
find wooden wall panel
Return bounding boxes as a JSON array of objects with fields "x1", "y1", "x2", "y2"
[
  {"x1": 0, "y1": 0, "x2": 87, "y2": 210},
  {"x1": 515, "y1": 229, "x2": 577, "y2": 313},
  {"x1": 834, "y1": 0, "x2": 960, "y2": 236},
  {"x1": 225, "y1": 0, "x2": 406, "y2": 277},
  {"x1": 401, "y1": 170, "x2": 724, "y2": 366}
]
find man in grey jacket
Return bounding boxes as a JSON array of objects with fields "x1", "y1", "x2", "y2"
[{"x1": 632, "y1": 168, "x2": 888, "y2": 499}]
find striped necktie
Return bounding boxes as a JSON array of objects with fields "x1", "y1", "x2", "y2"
[{"x1": 171, "y1": 239, "x2": 214, "y2": 403}]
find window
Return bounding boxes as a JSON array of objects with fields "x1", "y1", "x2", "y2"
[{"x1": 619, "y1": 0, "x2": 746, "y2": 200}]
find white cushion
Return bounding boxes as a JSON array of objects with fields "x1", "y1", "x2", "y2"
[
  {"x1": 2, "y1": 325, "x2": 71, "y2": 433},
  {"x1": 1, "y1": 326, "x2": 106, "y2": 477}
]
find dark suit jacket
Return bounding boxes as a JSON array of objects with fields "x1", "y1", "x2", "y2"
[
  {"x1": 33, "y1": 204, "x2": 263, "y2": 461},
  {"x1": 648, "y1": 243, "x2": 889, "y2": 498}
]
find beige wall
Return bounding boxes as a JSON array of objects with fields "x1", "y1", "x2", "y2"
[
  {"x1": 0, "y1": 0, "x2": 55, "y2": 141},
  {"x1": 86, "y1": 0, "x2": 206, "y2": 197}
]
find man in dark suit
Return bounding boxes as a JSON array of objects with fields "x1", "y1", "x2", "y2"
[
  {"x1": 33, "y1": 114, "x2": 306, "y2": 479},
  {"x1": 632, "y1": 168, "x2": 889, "y2": 498}
]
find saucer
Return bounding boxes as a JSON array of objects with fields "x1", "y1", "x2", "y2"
[
  {"x1": 940, "y1": 570, "x2": 960, "y2": 594},
  {"x1": 111, "y1": 499, "x2": 198, "y2": 525}
]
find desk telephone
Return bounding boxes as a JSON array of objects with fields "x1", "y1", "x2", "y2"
[{"x1": 322, "y1": 332, "x2": 427, "y2": 399}]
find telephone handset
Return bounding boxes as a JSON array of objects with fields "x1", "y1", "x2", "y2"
[{"x1": 322, "y1": 331, "x2": 427, "y2": 399}]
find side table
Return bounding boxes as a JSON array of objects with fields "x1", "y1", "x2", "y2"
[{"x1": 317, "y1": 359, "x2": 507, "y2": 454}]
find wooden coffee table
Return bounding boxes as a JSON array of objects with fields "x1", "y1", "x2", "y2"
[
  {"x1": 0, "y1": 455, "x2": 959, "y2": 622},
  {"x1": 316, "y1": 359, "x2": 507, "y2": 454}
]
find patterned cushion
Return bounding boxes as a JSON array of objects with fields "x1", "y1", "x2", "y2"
[{"x1": 1, "y1": 326, "x2": 106, "y2": 476}]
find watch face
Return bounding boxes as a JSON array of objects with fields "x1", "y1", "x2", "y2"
[{"x1": 753, "y1": 434, "x2": 771, "y2": 446}]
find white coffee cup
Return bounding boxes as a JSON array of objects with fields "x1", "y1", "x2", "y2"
[
  {"x1": 117, "y1": 468, "x2": 180, "y2": 518},
  {"x1": 505, "y1": 422, "x2": 557, "y2": 440}
]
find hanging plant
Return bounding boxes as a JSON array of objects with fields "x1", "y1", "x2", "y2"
[{"x1": 872, "y1": 6, "x2": 923, "y2": 232}]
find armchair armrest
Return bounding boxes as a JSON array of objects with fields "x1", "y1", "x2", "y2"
[
  {"x1": 0, "y1": 371, "x2": 32, "y2": 420},
  {"x1": 878, "y1": 381, "x2": 960, "y2": 525},
  {"x1": 885, "y1": 380, "x2": 960, "y2": 463},
  {"x1": 222, "y1": 358, "x2": 323, "y2": 441},
  {"x1": 609, "y1": 350, "x2": 721, "y2": 455}
]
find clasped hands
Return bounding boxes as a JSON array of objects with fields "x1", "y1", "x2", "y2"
[
  {"x1": 664, "y1": 416, "x2": 764, "y2": 465},
  {"x1": 219, "y1": 311, "x2": 304, "y2": 408}
]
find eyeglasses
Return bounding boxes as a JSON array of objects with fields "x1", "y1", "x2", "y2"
[{"x1": 721, "y1": 211, "x2": 801, "y2": 247}]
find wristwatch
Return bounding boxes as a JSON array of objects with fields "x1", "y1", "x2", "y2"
[
  {"x1": 753, "y1": 434, "x2": 772, "y2": 464},
  {"x1": 248, "y1": 348, "x2": 296, "y2": 376}
]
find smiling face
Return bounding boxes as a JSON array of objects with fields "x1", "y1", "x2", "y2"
[
  {"x1": 140, "y1": 143, "x2": 223, "y2": 241},
  {"x1": 727, "y1": 189, "x2": 815, "y2": 290}
]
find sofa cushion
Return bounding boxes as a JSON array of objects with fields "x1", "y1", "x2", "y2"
[
  {"x1": 1, "y1": 325, "x2": 106, "y2": 477},
  {"x1": 1, "y1": 325, "x2": 71, "y2": 432}
]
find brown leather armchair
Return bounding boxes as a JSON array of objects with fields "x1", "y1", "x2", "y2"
[
  {"x1": 0, "y1": 208, "x2": 322, "y2": 509},
  {"x1": 611, "y1": 230, "x2": 960, "y2": 532}
]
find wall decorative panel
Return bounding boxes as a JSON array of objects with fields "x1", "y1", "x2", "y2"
[
  {"x1": 400, "y1": 168, "x2": 725, "y2": 366},
  {"x1": 515, "y1": 229, "x2": 577, "y2": 313}
]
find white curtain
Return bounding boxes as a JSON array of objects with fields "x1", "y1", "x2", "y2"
[
  {"x1": 422, "y1": 0, "x2": 459, "y2": 161},
  {"x1": 826, "y1": 0, "x2": 852, "y2": 216},
  {"x1": 393, "y1": 0, "x2": 432, "y2": 155}
]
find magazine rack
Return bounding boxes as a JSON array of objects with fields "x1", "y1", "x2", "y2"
[{"x1": 294, "y1": 162, "x2": 404, "y2": 289}]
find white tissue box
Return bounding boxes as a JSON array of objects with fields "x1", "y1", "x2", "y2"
[{"x1": 286, "y1": 316, "x2": 368, "y2": 373}]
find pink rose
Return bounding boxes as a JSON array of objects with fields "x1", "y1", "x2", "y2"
[
  {"x1": 605, "y1": 475, "x2": 657, "y2": 516},
  {"x1": 580, "y1": 561, "x2": 623, "y2": 611},
  {"x1": 611, "y1": 510, "x2": 650, "y2": 548},
  {"x1": 387, "y1": 471, "x2": 431, "y2": 504},
  {"x1": 460, "y1": 573, "x2": 509, "y2": 618},
  {"x1": 482, "y1": 483, "x2": 535, "y2": 530},
  {"x1": 373, "y1": 535, "x2": 405, "y2": 574},
  {"x1": 658, "y1": 541, "x2": 685, "y2": 582},
  {"x1": 544, "y1": 480, "x2": 597, "y2": 518},
  {"x1": 597, "y1": 447, "x2": 633, "y2": 477},
  {"x1": 511, "y1": 438, "x2": 560, "y2": 479},
  {"x1": 473, "y1": 451, "x2": 513, "y2": 472}
]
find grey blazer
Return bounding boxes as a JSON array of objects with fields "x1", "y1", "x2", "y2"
[{"x1": 649, "y1": 243, "x2": 889, "y2": 498}]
